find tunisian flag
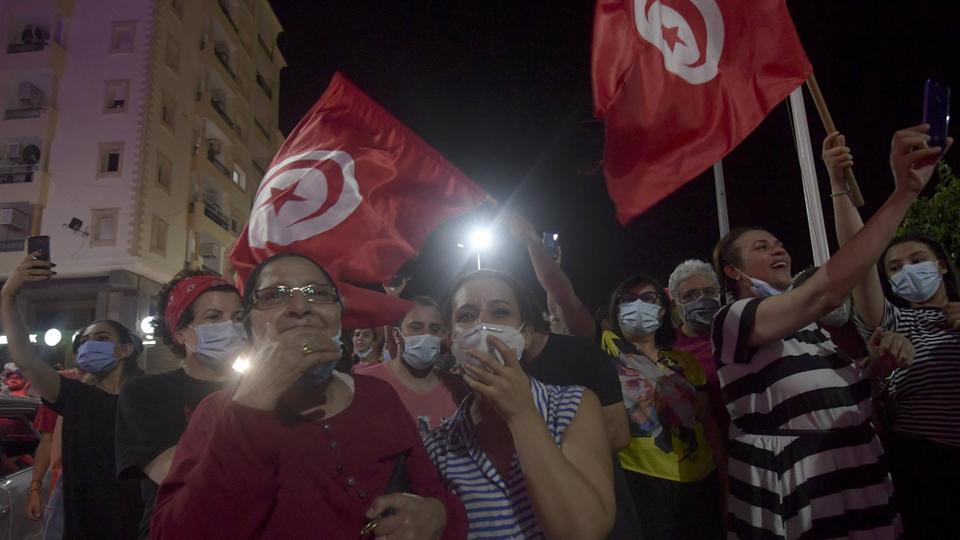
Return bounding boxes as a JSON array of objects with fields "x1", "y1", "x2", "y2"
[
  {"x1": 230, "y1": 73, "x2": 486, "y2": 327},
  {"x1": 593, "y1": 0, "x2": 812, "y2": 224}
]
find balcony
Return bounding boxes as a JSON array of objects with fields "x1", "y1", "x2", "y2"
[
  {"x1": 7, "y1": 42, "x2": 45, "y2": 54},
  {"x1": 252, "y1": 160, "x2": 266, "y2": 177},
  {"x1": 4, "y1": 107, "x2": 44, "y2": 120},
  {"x1": 214, "y1": 49, "x2": 236, "y2": 80},
  {"x1": 255, "y1": 71, "x2": 272, "y2": 99},
  {"x1": 0, "y1": 164, "x2": 35, "y2": 184},
  {"x1": 257, "y1": 34, "x2": 275, "y2": 61},
  {"x1": 253, "y1": 117, "x2": 270, "y2": 141},
  {"x1": 1, "y1": 41, "x2": 67, "y2": 74},
  {"x1": 206, "y1": 150, "x2": 231, "y2": 178},
  {"x1": 217, "y1": 0, "x2": 239, "y2": 33},
  {"x1": 203, "y1": 201, "x2": 231, "y2": 231},
  {"x1": 210, "y1": 99, "x2": 241, "y2": 136}
]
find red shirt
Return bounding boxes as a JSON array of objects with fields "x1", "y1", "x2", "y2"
[
  {"x1": 357, "y1": 362, "x2": 459, "y2": 433},
  {"x1": 150, "y1": 375, "x2": 467, "y2": 540}
]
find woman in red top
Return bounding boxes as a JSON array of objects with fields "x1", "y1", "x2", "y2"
[{"x1": 150, "y1": 253, "x2": 466, "y2": 540}]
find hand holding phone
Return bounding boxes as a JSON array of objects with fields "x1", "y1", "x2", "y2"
[
  {"x1": 27, "y1": 236, "x2": 50, "y2": 261},
  {"x1": 542, "y1": 232, "x2": 560, "y2": 259},
  {"x1": 923, "y1": 79, "x2": 950, "y2": 150}
]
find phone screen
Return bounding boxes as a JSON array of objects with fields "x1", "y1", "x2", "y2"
[
  {"x1": 542, "y1": 232, "x2": 559, "y2": 259},
  {"x1": 923, "y1": 79, "x2": 951, "y2": 150},
  {"x1": 27, "y1": 235, "x2": 50, "y2": 261}
]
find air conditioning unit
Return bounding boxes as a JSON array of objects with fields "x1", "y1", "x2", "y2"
[
  {"x1": 199, "y1": 243, "x2": 219, "y2": 259},
  {"x1": 18, "y1": 83, "x2": 44, "y2": 107},
  {"x1": 205, "y1": 139, "x2": 222, "y2": 154},
  {"x1": 0, "y1": 208, "x2": 30, "y2": 232},
  {"x1": 6, "y1": 144, "x2": 22, "y2": 163}
]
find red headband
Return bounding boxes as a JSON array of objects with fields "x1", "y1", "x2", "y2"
[{"x1": 163, "y1": 276, "x2": 231, "y2": 334}]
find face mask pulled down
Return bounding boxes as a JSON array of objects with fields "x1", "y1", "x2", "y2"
[
  {"x1": 187, "y1": 320, "x2": 247, "y2": 367},
  {"x1": 452, "y1": 322, "x2": 525, "y2": 368}
]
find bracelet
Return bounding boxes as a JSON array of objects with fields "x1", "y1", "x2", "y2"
[{"x1": 829, "y1": 190, "x2": 850, "y2": 198}]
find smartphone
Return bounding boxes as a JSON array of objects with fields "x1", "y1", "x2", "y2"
[
  {"x1": 542, "y1": 232, "x2": 559, "y2": 259},
  {"x1": 923, "y1": 79, "x2": 951, "y2": 150},
  {"x1": 27, "y1": 235, "x2": 50, "y2": 261}
]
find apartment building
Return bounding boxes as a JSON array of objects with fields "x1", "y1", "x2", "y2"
[{"x1": 0, "y1": 0, "x2": 284, "y2": 370}]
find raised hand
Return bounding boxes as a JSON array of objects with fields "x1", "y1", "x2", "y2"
[
  {"x1": 822, "y1": 132, "x2": 854, "y2": 184},
  {"x1": 889, "y1": 124, "x2": 952, "y2": 194},
  {"x1": 1, "y1": 252, "x2": 56, "y2": 298}
]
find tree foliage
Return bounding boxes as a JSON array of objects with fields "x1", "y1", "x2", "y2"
[{"x1": 899, "y1": 161, "x2": 960, "y2": 265}]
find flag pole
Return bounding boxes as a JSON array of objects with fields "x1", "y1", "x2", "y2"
[
  {"x1": 713, "y1": 161, "x2": 730, "y2": 237},
  {"x1": 788, "y1": 88, "x2": 831, "y2": 266},
  {"x1": 805, "y1": 73, "x2": 865, "y2": 207}
]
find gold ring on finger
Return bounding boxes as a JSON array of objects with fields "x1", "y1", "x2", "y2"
[{"x1": 302, "y1": 343, "x2": 313, "y2": 356}]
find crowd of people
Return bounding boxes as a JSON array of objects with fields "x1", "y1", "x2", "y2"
[{"x1": 0, "y1": 125, "x2": 956, "y2": 539}]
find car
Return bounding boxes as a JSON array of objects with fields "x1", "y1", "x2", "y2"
[{"x1": 0, "y1": 394, "x2": 44, "y2": 540}]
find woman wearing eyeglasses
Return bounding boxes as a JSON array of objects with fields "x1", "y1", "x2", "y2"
[
  {"x1": 150, "y1": 253, "x2": 466, "y2": 540},
  {"x1": 605, "y1": 274, "x2": 725, "y2": 539}
]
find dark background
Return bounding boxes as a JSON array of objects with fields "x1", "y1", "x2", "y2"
[{"x1": 268, "y1": 0, "x2": 960, "y2": 314}]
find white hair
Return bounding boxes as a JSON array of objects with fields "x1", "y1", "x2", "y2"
[{"x1": 668, "y1": 259, "x2": 720, "y2": 295}]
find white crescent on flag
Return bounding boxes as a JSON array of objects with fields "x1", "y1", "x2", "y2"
[
  {"x1": 633, "y1": 0, "x2": 724, "y2": 85},
  {"x1": 248, "y1": 150, "x2": 363, "y2": 248}
]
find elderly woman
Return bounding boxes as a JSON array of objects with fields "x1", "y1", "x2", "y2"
[
  {"x1": 709, "y1": 125, "x2": 943, "y2": 538},
  {"x1": 426, "y1": 270, "x2": 615, "y2": 539},
  {"x1": 150, "y1": 253, "x2": 466, "y2": 539},
  {"x1": 1, "y1": 252, "x2": 144, "y2": 539}
]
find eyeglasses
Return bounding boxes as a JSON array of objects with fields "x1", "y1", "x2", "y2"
[
  {"x1": 617, "y1": 291, "x2": 660, "y2": 305},
  {"x1": 252, "y1": 285, "x2": 340, "y2": 309},
  {"x1": 677, "y1": 286, "x2": 720, "y2": 304}
]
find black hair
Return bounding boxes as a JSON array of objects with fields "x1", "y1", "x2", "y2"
[
  {"x1": 608, "y1": 273, "x2": 676, "y2": 349},
  {"x1": 442, "y1": 269, "x2": 549, "y2": 333},
  {"x1": 72, "y1": 319, "x2": 143, "y2": 377},
  {"x1": 154, "y1": 268, "x2": 240, "y2": 358},
  {"x1": 241, "y1": 253, "x2": 342, "y2": 341},
  {"x1": 880, "y1": 234, "x2": 960, "y2": 305},
  {"x1": 712, "y1": 226, "x2": 766, "y2": 298}
]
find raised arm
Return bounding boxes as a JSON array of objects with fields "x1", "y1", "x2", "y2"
[
  {"x1": 0, "y1": 253, "x2": 61, "y2": 402},
  {"x1": 747, "y1": 125, "x2": 949, "y2": 347},
  {"x1": 505, "y1": 213, "x2": 595, "y2": 339}
]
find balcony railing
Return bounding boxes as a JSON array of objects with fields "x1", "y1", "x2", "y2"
[
  {"x1": 257, "y1": 34, "x2": 275, "y2": 61},
  {"x1": 255, "y1": 72, "x2": 273, "y2": 99},
  {"x1": 213, "y1": 50, "x2": 236, "y2": 80},
  {"x1": 254, "y1": 117, "x2": 270, "y2": 140},
  {"x1": 7, "y1": 42, "x2": 46, "y2": 54},
  {"x1": 206, "y1": 151, "x2": 231, "y2": 178},
  {"x1": 252, "y1": 160, "x2": 266, "y2": 177},
  {"x1": 4, "y1": 107, "x2": 44, "y2": 120},
  {"x1": 0, "y1": 239, "x2": 25, "y2": 252},
  {"x1": 0, "y1": 164, "x2": 35, "y2": 184},
  {"x1": 203, "y1": 201, "x2": 231, "y2": 231},
  {"x1": 218, "y1": 0, "x2": 239, "y2": 33}
]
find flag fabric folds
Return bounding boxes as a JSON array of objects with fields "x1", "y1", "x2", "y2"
[
  {"x1": 593, "y1": 0, "x2": 813, "y2": 224},
  {"x1": 230, "y1": 72, "x2": 487, "y2": 327}
]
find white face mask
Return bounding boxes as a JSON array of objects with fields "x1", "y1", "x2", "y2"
[
  {"x1": 452, "y1": 322, "x2": 526, "y2": 367},
  {"x1": 187, "y1": 321, "x2": 247, "y2": 367},
  {"x1": 741, "y1": 272, "x2": 789, "y2": 298},
  {"x1": 401, "y1": 333, "x2": 442, "y2": 370},
  {"x1": 355, "y1": 347, "x2": 374, "y2": 359}
]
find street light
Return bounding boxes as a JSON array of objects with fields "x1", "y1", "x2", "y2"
[
  {"x1": 44, "y1": 329, "x2": 62, "y2": 347},
  {"x1": 140, "y1": 316, "x2": 156, "y2": 335},
  {"x1": 462, "y1": 227, "x2": 494, "y2": 269}
]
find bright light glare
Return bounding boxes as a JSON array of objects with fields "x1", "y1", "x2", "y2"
[
  {"x1": 232, "y1": 356, "x2": 250, "y2": 374},
  {"x1": 552, "y1": 233, "x2": 559, "y2": 241},
  {"x1": 469, "y1": 228, "x2": 493, "y2": 250},
  {"x1": 28, "y1": 334, "x2": 37, "y2": 344},
  {"x1": 0, "y1": 336, "x2": 7, "y2": 345},
  {"x1": 44, "y1": 329, "x2": 62, "y2": 347},
  {"x1": 140, "y1": 316, "x2": 156, "y2": 334}
]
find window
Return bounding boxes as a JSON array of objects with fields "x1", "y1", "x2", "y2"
[
  {"x1": 156, "y1": 152, "x2": 172, "y2": 191},
  {"x1": 150, "y1": 215, "x2": 168, "y2": 255},
  {"x1": 231, "y1": 165, "x2": 246, "y2": 191},
  {"x1": 97, "y1": 142, "x2": 124, "y2": 177},
  {"x1": 165, "y1": 37, "x2": 180, "y2": 73},
  {"x1": 160, "y1": 93, "x2": 176, "y2": 130},
  {"x1": 110, "y1": 21, "x2": 136, "y2": 53},
  {"x1": 171, "y1": 0, "x2": 185, "y2": 19},
  {"x1": 103, "y1": 80, "x2": 129, "y2": 113},
  {"x1": 90, "y1": 208, "x2": 119, "y2": 247}
]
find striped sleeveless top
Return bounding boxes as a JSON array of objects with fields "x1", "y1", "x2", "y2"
[{"x1": 423, "y1": 379, "x2": 584, "y2": 539}]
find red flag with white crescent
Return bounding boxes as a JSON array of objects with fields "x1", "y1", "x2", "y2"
[
  {"x1": 230, "y1": 73, "x2": 487, "y2": 327},
  {"x1": 593, "y1": 0, "x2": 812, "y2": 224}
]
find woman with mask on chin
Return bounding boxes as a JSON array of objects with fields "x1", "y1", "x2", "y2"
[
  {"x1": 825, "y1": 129, "x2": 959, "y2": 538},
  {"x1": 708, "y1": 125, "x2": 947, "y2": 539},
  {"x1": 607, "y1": 274, "x2": 724, "y2": 539},
  {"x1": 1, "y1": 252, "x2": 144, "y2": 539},
  {"x1": 425, "y1": 270, "x2": 615, "y2": 539},
  {"x1": 116, "y1": 269, "x2": 244, "y2": 539},
  {"x1": 150, "y1": 253, "x2": 466, "y2": 540}
]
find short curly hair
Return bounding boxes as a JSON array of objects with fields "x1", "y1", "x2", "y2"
[
  {"x1": 153, "y1": 268, "x2": 240, "y2": 358},
  {"x1": 668, "y1": 259, "x2": 720, "y2": 297}
]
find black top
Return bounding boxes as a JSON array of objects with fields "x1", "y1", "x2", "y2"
[
  {"x1": 45, "y1": 376, "x2": 143, "y2": 540},
  {"x1": 115, "y1": 368, "x2": 230, "y2": 539},
  {"x1": 523, "y1": 333, "x2": 624, "y2": 406}
]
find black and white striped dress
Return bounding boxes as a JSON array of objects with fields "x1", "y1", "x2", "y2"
[
  {"x1": 712, "y1": 298, "x2": 900, "y2": 539},
  {"x1": 855, "y1": 301, "x2": 960, "y2": 447}
]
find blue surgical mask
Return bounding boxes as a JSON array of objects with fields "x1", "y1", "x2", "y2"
[
  {"x1": 187, "y1": 321, "x2": 247, "y2": 367},
  {"x1": 889, "y1": 261, "x2": 942, "y2": 304},
  {"x1": 401, "y1": 334, "x2": 442, "y2": 370},
  {"x1": 618, "y1": 299, "x2": 662, "y2": 336},
  {"x1": 76, "y1": 340, "x2": 119, "y2": 376},
  {"x1": 743, "y1": 274, "x2": 788, "y2": 298},
  {"x1": 297, "y1": 334, "x2": 342, "y2": 386}
]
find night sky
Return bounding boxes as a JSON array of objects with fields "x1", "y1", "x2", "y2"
[{"x1": 268, "y1": 1, "x2": 959, "y2": 313}]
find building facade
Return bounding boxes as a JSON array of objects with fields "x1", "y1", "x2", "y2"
[{"x1": 0, "y1": 0, "x2": 284, "y2": 371}]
